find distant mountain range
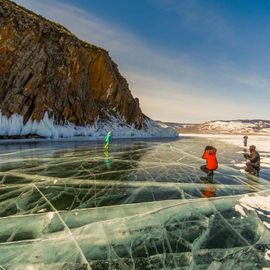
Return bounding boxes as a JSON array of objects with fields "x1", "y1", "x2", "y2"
[{"x1": 159, "y1": 120, "x2": 270, "y2": 135}]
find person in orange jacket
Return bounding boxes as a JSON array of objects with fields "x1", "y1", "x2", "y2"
[{"x1": 200, "y1": 146, "x2": 218, "y2": 176}]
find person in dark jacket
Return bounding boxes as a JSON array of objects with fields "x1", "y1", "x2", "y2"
[
  {"x1": 200, "y1": 146, "x2": 218, "y2": 177},
  {"x1": 244, "y1": 145, "x2": 260, "y2": 176},
  {"x1": 243, "y1": 135, "x2": 248, "y2": 147}
]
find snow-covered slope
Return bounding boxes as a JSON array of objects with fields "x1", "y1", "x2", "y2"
[
  {"x1": 0, "y1": 111, "x2": 178, "y2": 139},
  {"x1": 177, "y1": 120, "x2": 270, "y2": 135}
]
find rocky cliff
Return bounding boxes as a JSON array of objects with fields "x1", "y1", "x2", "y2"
[{"x1": 0, "y1": 0, "x2": 146, "y2": 134}]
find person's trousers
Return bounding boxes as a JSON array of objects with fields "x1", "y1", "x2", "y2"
[
  {"x1": 104, "y1": 142, "x2": 110, "y2": 149},
  {"x1": 200, "y1": 165, "x2": 214, "y2": 175},
  {"x1": 245, "y1": 163, "x2": 260, "y2": 176}
]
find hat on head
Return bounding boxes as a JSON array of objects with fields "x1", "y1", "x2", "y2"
[{"x1": 249, "y1": 145, "x2": 256, "y2": 150}]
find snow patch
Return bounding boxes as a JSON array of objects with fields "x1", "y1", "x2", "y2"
[
  {"x1": 263, "y1": 222, "x2": 270, "y2": 230},
  {"x1": 265, "y1": 250, "x2": 270, "y2": 261},
  {"x1": 106, "y1": 84, "x2": 113, "y2": 99},
  {"x1": 261, "y1": 157, "x2": 270, "y2": 168},
  {"x1": 234, "y1": 163, "x2": 245, "y2": 168},
  {"x1": 240, "y1": 194, "x2": 270, "y2": 212},
  {"x1": 47, "y1": 212, "x2": 55, "y2": 221},
  {"x1": 234, "y1": 204, "x2": 247, "y2": 217}
]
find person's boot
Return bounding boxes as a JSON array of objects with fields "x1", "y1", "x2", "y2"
[
  {"x1": 200, "y1": 175, "x2": 213, "y2": 182},
  {"x1": 200, "y1": 176, "x2": 209, "y2": 182}
]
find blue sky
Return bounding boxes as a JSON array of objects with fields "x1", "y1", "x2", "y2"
[{"x1": 14, "y1": 0, "x2": 270, "y2": 123}]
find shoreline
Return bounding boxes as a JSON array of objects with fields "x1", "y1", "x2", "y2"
[{"x1": 0, "y1": 135, "x2": 180, "y2": 145}]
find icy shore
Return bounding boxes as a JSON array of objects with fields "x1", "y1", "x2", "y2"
[{"x1": 0, "y1": 111, "x2": 178, "y2": 139}]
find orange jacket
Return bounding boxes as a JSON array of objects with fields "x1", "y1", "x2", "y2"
[{"x1": 202, "y1": 149, "x2": 218, "y2": 170}]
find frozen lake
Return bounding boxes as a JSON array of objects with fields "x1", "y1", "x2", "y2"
[{"x1": 0, "y1": 135, "x2": 270, "y2": 270}]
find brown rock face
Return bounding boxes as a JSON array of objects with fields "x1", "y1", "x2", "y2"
[{"x1": 0, "y1": 0, "x2": 144, "y2": 129}]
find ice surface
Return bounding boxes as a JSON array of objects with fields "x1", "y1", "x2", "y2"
[
  {"x1": 0, "y1": 136, "x2": 270, "y2": 269},
  {"x1": 0, "y1": 110, "x2": 178, "y2": 139}
]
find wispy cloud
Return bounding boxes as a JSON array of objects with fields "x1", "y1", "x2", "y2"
[
  {"x1": 13, "y1": 0, "x2": 201, "y2": 79},
  {"x1": 228, "y1": 73, "x2": 270, "y2": 92},
  {"x1": 127, "y1": 72, "x2": 249, "y2": 122}
]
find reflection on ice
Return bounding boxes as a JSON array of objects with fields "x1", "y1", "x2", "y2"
[{"x1": 0, "y1": 137, "x2": 269, "y2": 269}]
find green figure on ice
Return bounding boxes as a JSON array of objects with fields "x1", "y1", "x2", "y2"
[{"x1": 104, "y1": 131, "x2": 112, "y2": 150}]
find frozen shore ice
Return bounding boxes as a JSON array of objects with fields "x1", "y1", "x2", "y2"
[{"x1": 0, "y1": 111, "x2": 178, "y2": 139}]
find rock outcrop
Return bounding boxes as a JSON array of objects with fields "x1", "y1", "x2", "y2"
[{"x1": 0, "y1": 0, "x2": 145, "y2": 131}]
